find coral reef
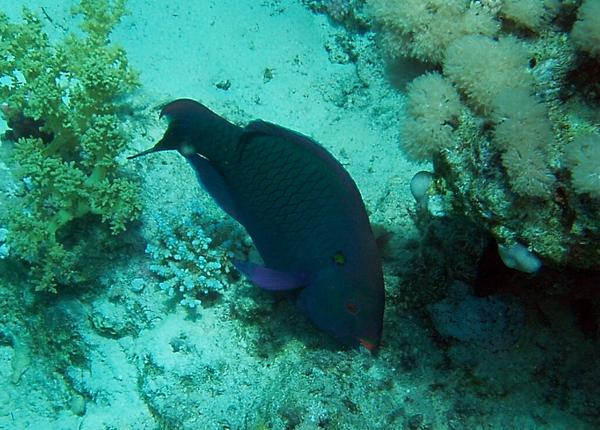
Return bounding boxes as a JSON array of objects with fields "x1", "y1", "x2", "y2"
[
  {"x1": 0, "y1": 0, "x2": 141, "y2": 291},
  {"x1": 146, "y1": 205, "x2": 247, "y2": 311},
  {"x1": 368, "y1": 0, "x2": 600, "y2": 269},
  {"x1": 302, "y1": 0, "x2": 370, "y2": 29},
  {"x1": 0, "y1": 2, "x2": 598, "y2": 429}
]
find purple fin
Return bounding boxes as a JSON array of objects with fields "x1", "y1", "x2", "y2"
[{"x1": 233, "y1": 260, "x2": 306, "y2": 291}]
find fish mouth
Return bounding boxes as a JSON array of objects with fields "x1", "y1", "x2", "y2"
[{"x1": 358, "y1": 337, "x2": 378, "y2": 351}]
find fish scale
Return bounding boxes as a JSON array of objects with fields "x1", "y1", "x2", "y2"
[{"x1": 228, "y1": 140, "x2": 338, "y2": 260}]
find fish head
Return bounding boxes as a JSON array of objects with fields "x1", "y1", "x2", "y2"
[
  {"x1": 127, "y1": 113, "x2": 191, "y2": 160},
  {"x1": 299, "y1": 259, "x2": 384, "y2": 351},
  {"x1": 128, "y1": 99, "x2": 216, "y2": 160}
]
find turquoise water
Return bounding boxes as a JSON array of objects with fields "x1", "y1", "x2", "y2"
[{"x1": 0, "y1": 1, "x2": 599, "y2": 429}]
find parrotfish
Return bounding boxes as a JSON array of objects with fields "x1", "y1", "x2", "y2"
[{"x1": 130, "y1": 99, "x2": 385, "y2": 350}]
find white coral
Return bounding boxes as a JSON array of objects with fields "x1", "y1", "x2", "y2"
[
  {"x1": 571, "y1": 0, "x2": 600, "y2": 57},
  {"x1": 368, "y1": 0, "x2": 499, "y2": 63},
  {"x1": 500, "y1": 0, "x2": 560, "y2": 31},
  {"x1": 564, "y1": 133, "x2": 600, "y2": 198},
  {"x1": 400, "y1": 72, "x2": 463, "y2": 160},
  {"x1": 444, "y1": 35, "x2": 532, "y2": 113}
]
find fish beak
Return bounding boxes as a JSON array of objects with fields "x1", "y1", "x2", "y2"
[{"x1": 358, "y1": 337, "x2": 378, "y2": 352}]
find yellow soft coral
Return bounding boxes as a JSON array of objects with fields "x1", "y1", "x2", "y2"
[{"x1": 0, "y1": 1, "x2": 140, "y2": 292}]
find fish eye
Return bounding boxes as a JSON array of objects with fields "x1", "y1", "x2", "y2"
[
  {"x1": 346, "y1": 302, "x2": 358, "y2": 315},
  {"x1": 181, "y1": 141, "x2": 195, "y2": 155},
  {"x1": 333, "y1": 251, "x2": 346, "y2": 266}
]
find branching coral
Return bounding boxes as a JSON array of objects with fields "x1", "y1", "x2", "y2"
[
  {"x1": 146, "y1": 206, "x2": 247, "y2": 311},
  {"x1": 0, "y1": 0, "x2": 141, "y2": 291}
]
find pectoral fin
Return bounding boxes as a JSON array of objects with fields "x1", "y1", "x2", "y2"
[
  {"x1": 186, "y1": 153, "x2": 241, "y2": 223},
  {"x1": 233, "y1": 260, "x2": 307, "y2": 291}
]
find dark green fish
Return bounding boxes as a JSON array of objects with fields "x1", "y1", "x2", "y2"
[{"x1": 130, "y1": 99, "x2": 385, "y2": 350}]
